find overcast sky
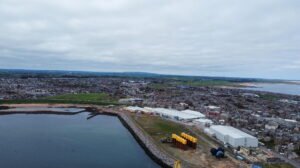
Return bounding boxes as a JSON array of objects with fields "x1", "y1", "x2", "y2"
[{"x1": 0, "y1": 0, "x2": 299, "y2": 79}]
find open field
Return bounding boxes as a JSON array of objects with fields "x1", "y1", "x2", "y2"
[
  {"x1": 172, "y1": 80, "x2": 238, "y2": 87},
  {"x1": 258, "y1": 94, "x2": 280, "y2": 101},
  {"x1": 0, "y1": 93, "x2": 118, "y2": 105},
  {"x1": 149, "y1": 80, "x2": 241, "y2": 89},
  {"x1": 129, "y1": 113, "x2": 240, "y2": 168}
]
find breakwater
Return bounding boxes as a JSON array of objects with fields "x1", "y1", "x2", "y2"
[
  {"x1": 118, "y1": 113, "x2": 174, "y2": 168},
  {"x1": 95, "y1": 108, "x2": 174, "y2": 168}
]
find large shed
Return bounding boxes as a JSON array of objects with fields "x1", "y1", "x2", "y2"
[
  {"x1": 210, "y1": 125, "x2": 258, "y2": 148},
  {"x1": 124, "y1": 106, "x2": 144, "y2": 112},
  {"x1": 194, "y1": 118, "x2": 214, "y2": 127},
  {"x1": 181, "y1": 109, "x2": 206, "y2": 118},
  {"x1": 153, "y1": 108, "x2": 200, "y2": 121}
]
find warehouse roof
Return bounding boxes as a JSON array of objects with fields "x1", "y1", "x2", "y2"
[
  {"x1": 154, "y1": 108, "x2": 199, "y2": 120},
  {"x1": 210, "y1": 125, "x2": 256, "y2": 139},
  {"x1": 206, "y1": 105, "x2": 220, "y2": 109},
  {"x1": 142, "y1": 107, "x2": 155, "y2": 113},
  {"x1": 194, "y1": 118, "x2": 213, "y2": 124},
  {"x1": 124, "y1": 106, "x2": 144, "y2": 112},
  {"x1": 181, "y1": 109, "x2": 205, "y2": 118}
]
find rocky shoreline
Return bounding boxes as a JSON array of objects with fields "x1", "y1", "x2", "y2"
[
  {"x1": 91, "y1": 107, "x2": 175, "y2": 168},
  {"x1": 118, "y1": 113, "x2": 174, "y2": 168}
]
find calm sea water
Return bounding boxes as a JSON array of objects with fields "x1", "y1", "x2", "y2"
[
  {"x1": 243, "y1": 83, "x2": 300, "y2": 95},
  {"x1": 0, "y1": 113, "x2": 159, "y2": 168}
]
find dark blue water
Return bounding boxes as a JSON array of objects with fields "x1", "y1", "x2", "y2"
[
  {"x1": 243, "y1": 83, "x2": 300, "y2": 96},
  {"x1": 0, "y1": 113, "x2": 159, "y2": 168}
]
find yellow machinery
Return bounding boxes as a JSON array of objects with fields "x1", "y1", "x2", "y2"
[
  {"x1": 181, "y1": 132, "x2": 197, "y2": 149},
  {"x1": 181, "y1": 132, "x2": 197, "y2": 143},
  {"x1": 172, "y1": 134, "x2": 187, "y2": 145},
  {"x1": 173, "y1": 160, "x2": 181, "y2": 168},
  {"x1": 172, "y1": 134, "x2": 187, "y2": 150}
]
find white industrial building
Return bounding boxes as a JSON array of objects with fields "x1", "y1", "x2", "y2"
[
  {"x1": 181, "y1": 109, "x2": 206, "y2": 118},
  {"x1": 124, "y1": 106, "x2": 144, "y2": 112},
  {"x1": 124, "y1": 107, "x2": 207, "y2": 122},
  {"x1": 204, "y1": 128, "x2": 215, "y2": 136},
  {"x1": 142, "y1": 107, "x2": 155, "y2": 113},
  {"x1": 205, "y1": 105, "x2": 220, "y2": 111},
  {"x1": 119, "y1": 98, "x2": 143, "y2": 104},
  {"x1": 210, "y1": 125, "x2": 258, "y2": 148},
  {"x1": 194, "y1": 118, "x2": 214, "y2": 127},
  {"x1": 153, "y1": 108, "x2": 200, "y2": 121},
  {"x1": 124, "y1": 106, "x2": 154, "y2": 114}
]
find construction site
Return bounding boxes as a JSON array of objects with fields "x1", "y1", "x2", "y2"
[
  {"x1": 0, "y1": 101, "x2": 296, "y2": 168},
  {"x1": 128, "y1": 112, "x2": 242, "y2": 168},
  {"x1": 125, "y1": 106, "x2": 295, "y2": 168}
]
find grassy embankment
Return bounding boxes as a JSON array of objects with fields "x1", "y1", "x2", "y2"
[
  {"x1": 132, "y1": 113, "x2": 190, "y2": 138},
  {"x1": 0, "y1": 93, "x2": 118, "y2": 105}
]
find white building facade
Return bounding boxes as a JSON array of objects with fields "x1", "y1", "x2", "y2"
[
  {"x1": 194, "y1": 118, "x2": 214, "y2": 127},
  {"x1": 210, "y1": 125, "x2": 258, "y2": 148},
  {"x1": 153, "y1": 108, "x2": 200, "y2": 121}
]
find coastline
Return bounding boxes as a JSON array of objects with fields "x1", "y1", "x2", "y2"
[{"x1": 0, "y1": 104, "x2": 174, "y2": 168}]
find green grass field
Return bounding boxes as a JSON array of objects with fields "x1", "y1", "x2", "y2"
[
  {"x1": 173, "y1": 80, "x2": 235, "y2": 87},
  {"x1": 148, "y1": 83, "x2": 171, "y2": 89},
  {"x1": 0, "y1": 93, "x2": 118, "y2": 105},
  {"x1": 133, "y1": 114, "x2": 189, "y2": 137},
  {"x1": 149, "y1": 80, "x2": 238, "y2": 90},
  {"x1": 259, "y1": 94, "x2": 280, "y2": 101}
]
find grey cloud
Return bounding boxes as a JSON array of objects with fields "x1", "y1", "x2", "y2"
[{"x1": 0, "y1": 0, "x2": 299, "y2": 79}]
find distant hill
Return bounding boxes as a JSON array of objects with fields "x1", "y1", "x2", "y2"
[
  {"x1": 0, "y1": 69, "x2": 285, "y2": 83},
  {"x1": 0, "y1": 69, "x2": 161, "y2": 78}
]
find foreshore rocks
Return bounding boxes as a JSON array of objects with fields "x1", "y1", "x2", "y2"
[{"x1": 118, "y1": 113, "x2": 174, "y2": 168}]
